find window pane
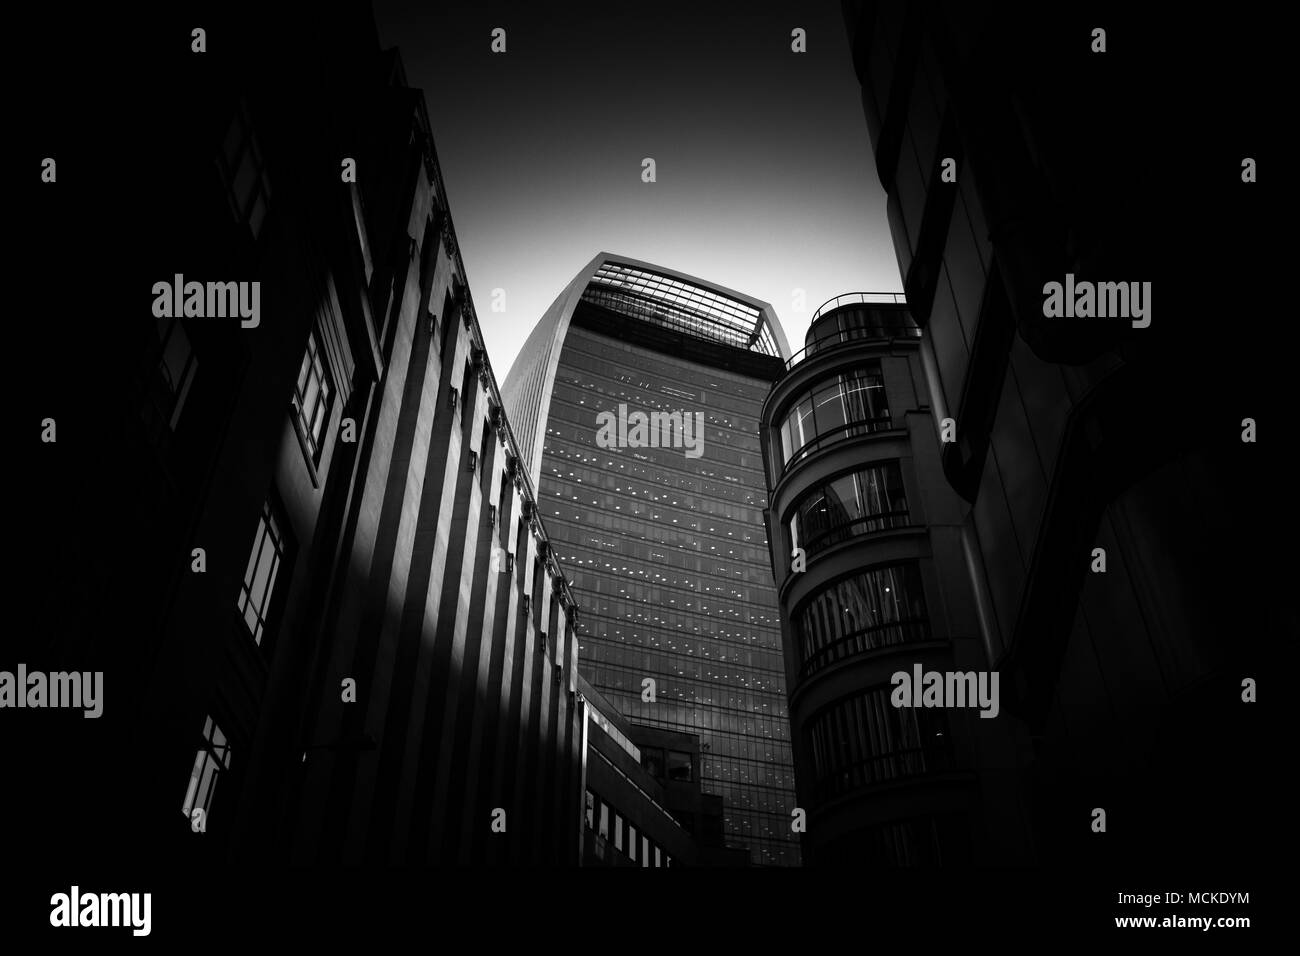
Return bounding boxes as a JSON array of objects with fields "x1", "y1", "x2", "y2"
[
  {"x1": 248, "y1": 536, "x2": 276, "y2": 611},
  {"x1": 667, "y1": 750, "x2": 692, "y2": 782},
  {"x1": 182, "y1": 750, "x2": 206, "y2": 816},
  {"x1": 813, "y1": 382, "x2": 848, "y2": 434},
  {"x1": 297, "y1": 348, "x2": 312, "y2": 394},
  {"x1": 239, "y1": 498, "x2": 287, "y2": 646}
]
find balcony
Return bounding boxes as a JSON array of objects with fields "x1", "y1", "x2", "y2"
[
  {"x1": 798, "y1": 617, "x2": 932, "y2": 682},
  {"x1": 810, "y1": 292, "x2": 909, "y2": 323},
  {"x1": 785, "y1": 293, "x2": 918, "y2": 371},
  {"x1": 794, "y1": 509, "x2": 914, "y2": 566},
  {"x1": 781, "y1": 416, "x2": 896, "y2": 473},
  {"x1": 810, "y1": 742, "x2": 954, "y2": 805}
]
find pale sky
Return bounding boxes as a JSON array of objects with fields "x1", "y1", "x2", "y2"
[{"x1": 376, "y1": 1, "x2": 902, "y2": 378}]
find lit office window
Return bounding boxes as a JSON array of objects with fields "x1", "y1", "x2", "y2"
[
  {"x1": 292, "y1": 329, "x2": 333, "y2": 464},
  {"x1": 238, "y1": 496, "x2": 288, "y2": 646},
  {"x1": 215, "y1": 100, "x2": 273, "y2": 240},
  {"x1": 181, "y1": 716, "x2": 231, "y2": 826},
  {"x1": 151, "y1": 314, "x2": 197, "y2": 431}
]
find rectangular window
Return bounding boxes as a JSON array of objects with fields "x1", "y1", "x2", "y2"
[
  {"x1": 641, "y1": 836, "x2": 651, "y2": 867},
  {"x1": 215, "y1": 100, "x2": 273, "y2": 240},
  {"x1": 238, "y1": 495, "x2": 288, "y2": 646},
  {"x1": 292, "y1": 328, "x2": 333, "y2": 465},
  {"x1": 181, "y1": 716, "x2": 231, "y2": 826},
  {"x1": 439, "y1": 290, "x2": 456, "y2": 357},
  {"x1": 667, "y1": 750, "x2": 693, "y2": 782},
  {"x1": 641, "y1": 747, "x2": 665, "y2": 780},
  {"x1": 585, "y1": 790, "x2": 594, "y2": 830},
  {"x1": 479, "y1": 422, "x2": 491, "y2": 478},
  {"x1": 498, "y1": 469, "x2": 509, "y2": 518},
  {"x1": 614, "y1": 814, "x2": 624, "y2": 853},
  {"x1": 628, "y1": 825, "x2": 637, "y2": 862},
  {"x1": 598, "y1": 801, "x2": 610, "y2": 841}
]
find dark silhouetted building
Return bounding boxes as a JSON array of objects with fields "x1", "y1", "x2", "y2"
[
  {"x1": 840, "y1": 0, "x2": 1273, "y2": 867},
  {"x1": 760, "y1": 293, "x2": 1030, "y2": 864},
  {"x1": 504, "y1": 255, "x2": 802, "y2": 865},
  {"x1": 21, "y1": 7, "x2": 585, "y2": 867}
]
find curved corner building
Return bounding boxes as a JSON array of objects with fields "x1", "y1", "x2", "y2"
[
  {"x1": 503, "y1": 254, "x2": 801, "y2": 866},
  {"x1": 759, "y1": 294, "x2": 1030, "y2": 866}
]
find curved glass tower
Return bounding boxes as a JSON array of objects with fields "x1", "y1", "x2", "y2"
[{"x1": 504, "y1": 254, "x2": 801, "y2": 865}]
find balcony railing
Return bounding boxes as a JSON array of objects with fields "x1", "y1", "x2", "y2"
[
  {"x1": 797, "y1": 618, "x2": 932, "y2": 682},
  {"x1": 782, "y1": 293, "x2": 918, "y2": 371},
  {"x1": 781, "y1": 417, "x2": 896, "y2": 472},
  {"x1": 810, "y1": 741, "x2": 952, "y2": 804},
  {"x1": 810, "y1": 292, "x2": 908, "y2": 323},
  {"x1": 795, "y1": 510, "x2": 913, "y2": 563}
]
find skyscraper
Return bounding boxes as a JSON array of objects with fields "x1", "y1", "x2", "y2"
[{"x1": 504, "y1": 255, "x2": 802, "y2": 865}]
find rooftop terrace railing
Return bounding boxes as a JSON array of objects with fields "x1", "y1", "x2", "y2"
[
  {"x1": 809, "y1": 292, "x2": 907, "y2": 324},
  {"x1": 785, "y1": 324, "x2": 921, "y2": 374},
  {"x1": 777, "y1": 293, "x2": 918, "y2": 372}
]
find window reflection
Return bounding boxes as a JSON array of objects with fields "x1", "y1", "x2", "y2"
[
  {"x1": 795, "y1": 563, "x2": 929, "y2": 678},
  {"x1": 293, "y1": 328, "x2": 333, "y2": 464},
  {"x1": 238, "y1": 495, "x2": 289, "y2": 647},
  {"x1": 181, "y1": 715, "x2": 232, "y2": 827},
  {"x1": 779, "y1": 363, "x2": 891, "y2": 467},
  {"x1": 806, "y1": 685, "x2": 951, "y2": 802},
  {"x1": 789, "y1": 461, "x2": 909, "y2": 560}
]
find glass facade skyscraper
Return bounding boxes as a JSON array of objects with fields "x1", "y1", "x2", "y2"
[{"x1": 504, "y1": 255, "x2": 801, "y2": 865}]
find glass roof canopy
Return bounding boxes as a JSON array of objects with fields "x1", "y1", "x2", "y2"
[{"x1": 580, "y1": 261, "x2": 781, "y2": 357}]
